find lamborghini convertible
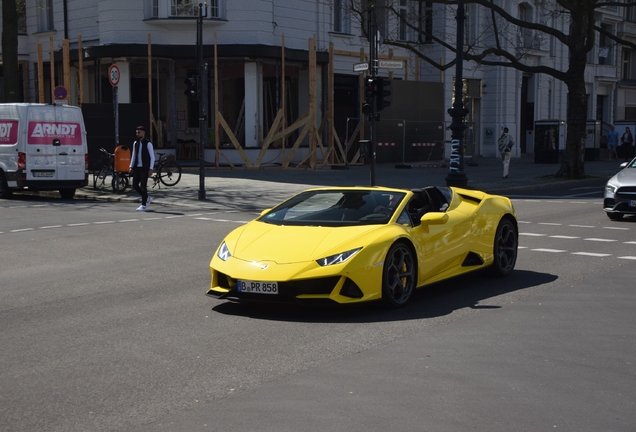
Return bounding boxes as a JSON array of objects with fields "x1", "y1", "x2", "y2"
[{"x1": 207, "y1": 186, "x2": 518, "y2": 308}]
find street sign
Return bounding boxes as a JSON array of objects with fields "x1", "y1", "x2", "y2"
[
  {"x1": 108, "y1": 64, "x2": 121, "y2": 87},
  {"x1": 379, "y1": 60, "x2": 404, "y2": 69},
  {"x1": 53, "y1": 85, "x2": 68, "y2": 100},
  {"x1": 353, "y1": 62, "x2": 369, "y2": 72}
]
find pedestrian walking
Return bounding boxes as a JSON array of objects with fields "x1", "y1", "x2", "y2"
[
  {"x1": 607, "y1": 125, "x2": 619, "y2": 161},
  {"x1": 621, "y1": 127, "x2": 634, "y2": 162},
  {"x1": 498, "y1": 127, "x2": 514, "y2": 178},
  {"x1": 129, "y1": 126, "x2": 155, "y2": 211}
]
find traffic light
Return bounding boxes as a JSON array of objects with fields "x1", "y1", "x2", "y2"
[
  {"x1": 362, "y1": 76, "x2": 375, "y2": 116},
  {"x1": 376, "y1": 77, "x2": 391, "y2": 111},
  {"x1": 183, "y1": 77, "x2": 197, "y2": 100}
]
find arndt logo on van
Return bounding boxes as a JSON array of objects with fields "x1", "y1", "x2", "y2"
[
  {"x1": 0, "y1": 121, "x2": 19, "y2": 145},
  {"x1": 27, "y1": 121, "x2": 82, "y2": 145}
]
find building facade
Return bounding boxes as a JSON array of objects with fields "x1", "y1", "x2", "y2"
[{"x1": 1, "y1": 0, "x2": 635, "y2": 164}]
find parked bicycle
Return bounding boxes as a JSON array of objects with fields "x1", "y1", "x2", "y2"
[
  {"x1": 150, "y1": 152, "x2": 182, "y2": 188},
  {"x1": 93, "y1": 148, "x2": 129, "y2": 194}
]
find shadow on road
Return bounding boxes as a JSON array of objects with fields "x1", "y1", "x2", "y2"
[{"x1": 211, "y1": 269, "x2": 558, "y2": 323}]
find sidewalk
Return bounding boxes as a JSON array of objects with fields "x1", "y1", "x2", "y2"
[{"x1": 76, "y1": 156, "x2": 622, "y2": 211}]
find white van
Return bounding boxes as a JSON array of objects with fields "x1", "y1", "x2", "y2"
[{"x1": 0, "y1": 103, "x2": 88, "y2": 199}]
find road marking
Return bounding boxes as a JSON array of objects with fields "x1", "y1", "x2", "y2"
[
  {"x1": 68, "y1": 223, "x2": 89, "y2": 226},
  {"x1": 94, "y1": 221, "x2": 115, "y2": 224},
  {"x1": 583, "y1": 238, "x2": 618, "y2": 242},
  {"x1": 618, "y1": 256, "x2": 636, "y2": 260},
  {"x1": 625, "y1": 241, "x2": 636, "y2": 245},
  {"x1": 40, "y1": 225, "x2": 63, "y2": 229},
  {"x1": 531, "y1": 248, "x2": 567, "y2": 253},
  {"x1": 118, "y1": 219, "x2": 139, "y2": 223},
  {"x1": 571, "y1": 252, "x2": 611, "y2": 257},
  {"x1": 165, "y1": 215, "x2": 184, "y2": 219},
  {"x1": 10, "y1": 228, "x2": 34, "y2": 232},
  {"x1": 520, "y1": 233, "x2": 547, "y2": 236},
  {"x1": 518, "y1": 221, "x2": 531, "y2": 224},
  {"x1": 550, "y1": 235, "x2": 580, "y2": 239},
  {"x1": 569, "y1": 225, "x2": 594, "y2": 228},
  {"x1": 539, "y1": 223, "x2": 562, "y2": 226},
  {"x1": 603, "y1": 226, "x2": 630, "y2": 230},
  {"x1": 143, "y1": 217, "x2": 161, "y2": 221}
]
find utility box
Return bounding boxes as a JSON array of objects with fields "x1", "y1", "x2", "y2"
[
  {"x1": 585, "y1": 120, "x2": 601, "y2": 161},
  {"x1": 534, "y1": 120, "x2": 566, "y2": 164},
  {"x1": 113, "y1": 145, "x2": 131, "y2": 173}
]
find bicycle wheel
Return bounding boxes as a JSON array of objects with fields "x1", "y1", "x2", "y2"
[
  {"x1": 94, "y1": 168, "x2": 108, "y2": 190},
  {"x1": 112, "y1": 172, "x2": 129, "y2": 193},
  {"x1": 158, "y1": 160, "x2": 182, "y2": 186}
]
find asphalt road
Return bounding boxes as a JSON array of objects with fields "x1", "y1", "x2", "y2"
[{"x1": 1, "y1": 186, "x2": 635, "y2": 432}]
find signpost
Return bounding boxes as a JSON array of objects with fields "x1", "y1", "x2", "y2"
[
  {"x1": 353, "y1": 62, "x2": 369, "y2": 72},
  {"x1": 53, "y1": 85, "x2": 68, "y2": 103},
  {"x1": 379, "y1": 60, "x2": 404, "y2": 69},
  {"x1": 109, "y1": 64, "x2": 120, "y2": 145}
]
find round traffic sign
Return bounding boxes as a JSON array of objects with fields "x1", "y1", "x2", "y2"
[
  {"x1": 109, "y1": 64, "x2": 121, "y2": 87},
  {"x1": 53, "y1": 85, "x2": 68, "y2": 100}
]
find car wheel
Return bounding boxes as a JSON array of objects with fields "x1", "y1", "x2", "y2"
[
  {"x1": 490, "y1": 217, "x2": 518, "y2": 277},
  {"x1": 59, "y1": 188, "x2": 76, "y2": 200},
  {"x1": 382, "y1": 242, "x2": 417, "y2": 308},
  {"x1": 0, "y1": 171, "x2": 12, "y2": 199},
  {"x1": 607, "y1": 213, "x2": 623, "y2": 221}
]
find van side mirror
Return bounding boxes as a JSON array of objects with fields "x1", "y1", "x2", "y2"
[{"x1": 52, "y1": 139, "x2": 61, "y2": 146}]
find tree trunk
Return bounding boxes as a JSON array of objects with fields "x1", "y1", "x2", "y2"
[{"x1": 2, "y1": 0, "x2": 20, "y2": 102}]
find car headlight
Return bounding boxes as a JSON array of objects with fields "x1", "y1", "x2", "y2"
[
  {"x1": 605, "y1": 183, "x2": 618, "y2": 194},
  {"x1": 316, "y1": 247, "x2": 361, "y2": 267},
  {"x1": 217, "y1": 242, "x2": 232, "y2": 261}
]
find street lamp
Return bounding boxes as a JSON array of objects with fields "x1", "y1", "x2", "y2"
[
  {"x1": 197, "y1": 2, "x2": 208, "y2": 201},
  {"x1": 445, "y1": 0, "x2": 469, "y2": 188}
]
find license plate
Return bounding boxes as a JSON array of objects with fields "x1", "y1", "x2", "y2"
[
  {"x1": 33, "y1": 171, "x2": 54, "y2": 177},
  {"x1": 237, "y1": 280, "x2": 278, "y2": 294}
]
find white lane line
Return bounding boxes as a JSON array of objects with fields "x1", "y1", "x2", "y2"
[
  {"x1": 518, "y1": 221, "x2": 532, "y2": 224},
  {"x1": 94, "y1": 221, "x2": 115, "y2": 224},
  {"x1": 570, "y1": 225, "x2": 594, "y2": 228},
  {"x1": 571, "y1": 252, "x2": 611, "y2": 257},
  {"x1": 194, "y1": 218, "x2": 250, "y2": 224},
  {"x1": 189, "y1": 214, "x2": 204, "y2": 217},
  {"x1": 40, "y1": 225, "x2": 63, "y2": 229},
  {"x1": 10, "y1": 228, "x2": 34, "y2": 232},
  {"x1": 583, "y1": 238, "x2": 618, "y2": 242},
  {"x1": 118, "y1": 219, "x2": 139, "y2": 223},
  {"x1": 68, "y1": 223, "x2": 89, "y2": 226},
  {"x1": 531, "y1": 248, "x2": 567, "y2": 253},
  {"x1": 165, "y1": 215, "x2": 184, "y2": 219},
  {"x1": 143, "y1": 217, "x2": 161, "y2": 221},
  {"x1": 570, "y1": 201, "x2": 588, "y2": 204},
  {"x1": 625, "y1": 241, "x2": 636, "y2": 245},
  {"x1": 539, "y1": 223, "x2": 562, "y2": 226},
  {"x1": 550, "y1": 235, "x2": 580, "y2": 239},
  {"x1": 520, "y1": 233, "x2": 547, "y2": 236},
  {"x1": 618, "y1": 256, "x2": 636, "y2": 260},
  {"x1": 518, "y1": 246, "x2": 528, "y2": 249},
  {"x1": 603, "y1": 226, "x2": 630, "y2": 230}
]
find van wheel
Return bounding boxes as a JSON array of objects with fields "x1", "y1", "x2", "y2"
[
  {"x1": 59, "y1": 188, "x2": 76, "y2": 200},
  {"x1": 0, "y1": 171, "x2": 12, "y2": 199}
]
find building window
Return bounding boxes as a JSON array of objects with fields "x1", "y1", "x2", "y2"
[
  {"x1": 418, "y1": 2, "x2": 433, "y2": 43},
  {"x1": 465, "y1": 3, "x2": 478, "y2": 46},
  {"x1": 334, "y1": 0, "x2": 351, "y2": 34},
  {"x1": 148, "y1": 0, "x2": 222, "y2": 19},
  {"x1": 599, "y1": 23, "x2": 613, "y2": 65},
  {"x1": 623, "y1": 49, "x2": 636, "y2": 81},
  {"x1": 627, "y1": 4, "x2": 636, "y2": 22},
  {"x1": 37, "y1": 0, "x2": 54, "y2": 32},
  {"x1": 517, "y1": 4, "x2": 539, "y2": 49},
  {"x1": 398, "y1": 0, "x2": 415, "y2": 41}
]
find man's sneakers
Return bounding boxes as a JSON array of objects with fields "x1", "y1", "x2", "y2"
[{"x1": 136, "y1": 197, "x2": 152, "y2": 211}]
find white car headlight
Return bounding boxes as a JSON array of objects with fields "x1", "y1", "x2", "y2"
[
  {"x1": 217, "y1": 242, "x2": 232, "y2": 261},
  {"x1": 316, "y1": 248, "x2": 361, "y2": 267},
  {"x1": 605, "y1": 183, "x2": 618, "y2": 194}
]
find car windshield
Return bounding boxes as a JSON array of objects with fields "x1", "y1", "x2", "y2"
[{"x1": 258, "y1": 190, "x2": 407, "y2": 226}]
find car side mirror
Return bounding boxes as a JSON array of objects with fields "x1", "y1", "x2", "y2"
[
  {"x1": 620, "y1": 162, "x2": 628, "y2": 169},
  {"x1": 420, "y1": 212, "x2": 449, "y2": 225}
]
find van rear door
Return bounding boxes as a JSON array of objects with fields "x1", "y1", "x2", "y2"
[{"x1": 26, "y1": 105, "x2": 85, "y2": 182}]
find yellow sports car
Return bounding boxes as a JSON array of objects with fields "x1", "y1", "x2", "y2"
[{"x1": 207, "y1": 186, "x2": 518, "y2": 308}]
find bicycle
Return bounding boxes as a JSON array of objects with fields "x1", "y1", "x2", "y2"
[
  {"x1": 150, "y1": 152, "x2": 182, "y2": 188},
  {"x1": 93, "y1": 148, "x2": 130, "y2": 194}
]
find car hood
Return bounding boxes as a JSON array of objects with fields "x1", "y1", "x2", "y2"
[
  {"x1": 229, "y1": 222, "x2": 380, "y2": 264},
  {"x1": 610, "y1": 168, "x2": 636, "y2": 186}
]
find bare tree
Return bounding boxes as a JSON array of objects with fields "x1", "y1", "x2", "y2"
[
  {"x1": 348, "y1": 0, "x2": 636, "y2": 179},
  {"x1": 2, "y1": 0, "x2": 20, "y2": 102}
]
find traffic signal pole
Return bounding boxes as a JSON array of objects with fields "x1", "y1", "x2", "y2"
[
  {"x1": 197, "y1": 2, "x2": 208, "y2": 201},
  {"x1": 369, "y1": 5, "x2": 377, "y2": 186}
]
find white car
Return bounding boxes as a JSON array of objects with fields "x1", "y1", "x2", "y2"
[{"x1": 604, "y1": 158, "x2": 636, "y2": 220}]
